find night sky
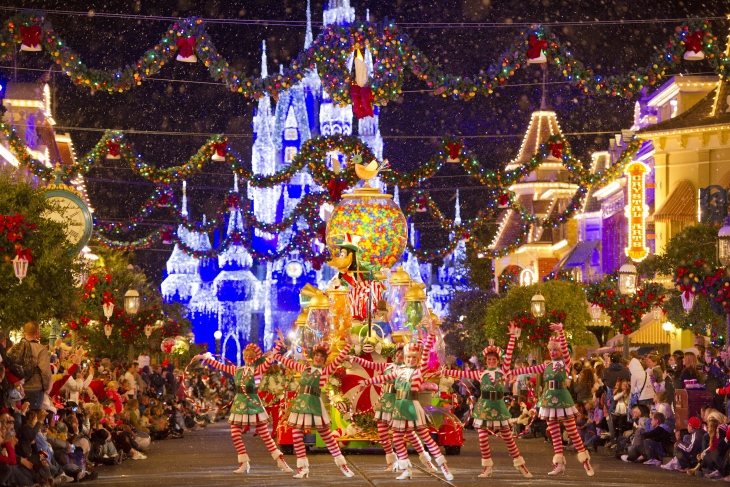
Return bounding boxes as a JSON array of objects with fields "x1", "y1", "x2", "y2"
[{"x1": 2, "y1": 0, "x2": 727, "y2": 283}]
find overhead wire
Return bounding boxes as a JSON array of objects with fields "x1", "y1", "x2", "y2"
[{"x1": 0, "y1": 6, "x2": 725, "y2": 28}]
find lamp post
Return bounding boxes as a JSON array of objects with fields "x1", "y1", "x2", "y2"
[
  {"x1": 717, "y1": 217, "x2": 730, "y2": 343},
  {"x1": 124, "y1": 289, "x2": 140, "y2": 315},
  {"x1": 618, "y1": 262, "x2": 637, "y2": 358},
  {"x1": 12, "y1": 256, "x2": 28, "y2": 284},
  {"x1": 531, "y1": 291, "x2": 546, "y2": 396},
  {"x1": 214, "y1": 330, "x2": 222, "y2": 355}
]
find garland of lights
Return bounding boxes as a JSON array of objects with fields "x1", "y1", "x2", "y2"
[
  {"x1": 2, "y1": 12, "x2": 728, "y2": 105},
  {"x1": 587, "y1": 275, "x2": 666, "y2": 335},
  {"x1": 1, "y1": 125, "x2": 641, "y2": 261}
]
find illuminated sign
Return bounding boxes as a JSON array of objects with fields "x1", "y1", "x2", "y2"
[{"x1": 624, "y1": 161, "x2": 649, "y2": 262}]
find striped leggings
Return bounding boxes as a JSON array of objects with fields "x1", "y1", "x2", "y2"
[
  {"x1": 377, "y1": 420, "x2": 429, "y2": 458},
  {"x1": 230, "y1": 424, "x2": 279, "y2": 456},
  {"x1": 547, "y1": 418, "x2": 585, "y2": 455},
  {"x1": 292, "y1": 426, "x2": 343, "y2": 459},
  {"x1": 392, "y1": 427, "x2": 444, "y2": 462},
  {"x1": 477, "y1": 426, "x2": 521, "y2": 459}
]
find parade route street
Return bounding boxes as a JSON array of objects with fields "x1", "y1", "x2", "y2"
[{"x1": 91, "y1": 421, "x2": 710, "y2": 486}]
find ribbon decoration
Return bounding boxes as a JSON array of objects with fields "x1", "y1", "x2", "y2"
[
  {"x1": 15, "y1": 247, "x2": 32, "y2": 263},
  {"x1": 106, "y1": 141, "x2": 120, "y2": 157},
  {"x1": 327, "y1": 179, "x2": 348, "y2": 202},
  {"x1": 548, "y1": 141, "x2": 563, "y2": 159},
  {"x1": 349, "y1": 84, "x2": 374, "y2": 119},
  {"x1": 498, "y1": 193, "x2": 511, "y2": 207},
  {"x1": 445, "y1": 142, "x2": 462, "y2": 161},
  {"x1": 211, "y1": 141, "x2": 226, "y2": 157},
  {"x1": 685, "y1": 30, "x2": 704, "y2": 54},
  {"x1": 161, "y1": 229, "x2": 172, "y2": 244},
  {"x1": 527, "y1": 35, "x2": 548, "y2": 60},
  {"x1": 19, "y1": 25, "x2": 41, "y2": 49},
  {"x1": 176, "y1": 36, "x2": 196, "y2": 59},
  {"x1": 225, "y1": 193, "x2": 239, "y2": 211},
  {"x1": 156, "y1": 193, "x2": 170, "y2": 208}
]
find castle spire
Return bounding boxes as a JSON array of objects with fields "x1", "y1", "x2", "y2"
[
  {"x1": 261, "y1": 40, "x2": 268, "y2": 78},
  {"x1": 454, "y1": 189, "x2": 461, "y2": 226},
  {"x1": 181, "y1": 180, "x2": 188, "y2": 217},
  {"x1": 304, "y1": 0, "x2": 313, "y2": 49},
  {"x1": 233, "y1": 172, "x2": 238, "y2": 193}
]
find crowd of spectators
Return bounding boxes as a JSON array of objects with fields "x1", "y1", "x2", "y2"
[{"x1": 0, "y1": 322, "x2": 234, "y2": 487}]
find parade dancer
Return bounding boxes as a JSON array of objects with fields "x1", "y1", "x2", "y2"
[
  {"x1": 511, "y1": 323, "x2": 595, "y2": 477},
  {"x1": 359, "y1": 329, "x2": 453, "y2": 481},
  {"x1": 441, "y1": 324, "x2": 531, "y2": 478},
  {"x1": 348, "y1": 343, "x2": 439, "y2": 473},
  {"x1": 274, "y1": 333, "x2": 354, "y2": 479},
  {"x1": 194, "y1": 343, "x2": 292, "y2": 474}
]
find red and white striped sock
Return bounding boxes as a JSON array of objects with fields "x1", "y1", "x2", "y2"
[
  {"x1": 256, "y1": 424, "x2": 278, "y2": 454},
  {"x1": 377, "y1": 420, "x2": 394, "y2": 455},
  {"x1": 406, "y1": 430, "x2": 425, "y2": 455},
  {"x1": 563, "y1": 417, "x2": 586, "y2": 453},
  {"x1": 547, "y1": 420, "x2": 563, "y2": 455},
  {"x1": 392, "y1": 430, "x2": 408, "y2": 461},
  {"x1": 415, "y1": 427, "x2": 443, "y2": 460},
  {"x1": 478, "y1": 428, "x2": 492, "y2": 460},
  {"x1": 292, "y1": 427, "x2": 307, "y2": 459},
  {"x1": 230, "y1": 424, "x2": 247, "y2": 455},
  {"x1": 500, "y1": 426, "x2": 521, "y2": 459},
  {"x1": 317, "y1": 426, "x2": 344, "y2": 458}
]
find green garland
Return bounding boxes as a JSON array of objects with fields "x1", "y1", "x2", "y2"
[{"x1": 2, "y1": 12, "x2": 728, "y2": 105}]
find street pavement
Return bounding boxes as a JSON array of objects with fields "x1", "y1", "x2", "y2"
[{"x1": 92, "y1": 421, "x2": 712, "y2": 486}]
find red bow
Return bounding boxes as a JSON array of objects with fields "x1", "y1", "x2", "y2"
[
  {"x1": 349, "y1": 84, "x2": 374, "y2": 119},
  {"x1": 176, "y1": 36, "x2": 196, "y2": 59},
  {"x1": 157, "y1": 193, "x2": 169, "y2": 207},
  {"x1": 20, "y1": 25, "x2": 41, "y2": 48},
  {"x1": 327, "y1": 179, "x2": 348, "y2": 202},
  {"x1": 685, "y1": 30, "x2": 704, "y2": 54},
  {"x1": 211, "y1": 141, "x2": 226, "y2": 157},
  {"x1": 226, "y1": 193, "x2": 239, "y2": 210},
  {"x1": 106, "y1": 141, "x2": 120, "y2": 157},
  {"x1": 161, "y1": 230, "x2": 172, "y2": 244},
  {"x1": 445, "y1": 142, "x2": 462, "y2": 160},
  {"x1": 15, "y1": 247, "x2": 32, "y2": 263},
  {"x1": 527, "y1": 35, "x2": 548, "y2": 60},
  {"x1": 548, "y1": 142, "x2": 563, "y2": 159},
  {"x1": 498, "y1": 193, "x2": 510, "y2": 207}
]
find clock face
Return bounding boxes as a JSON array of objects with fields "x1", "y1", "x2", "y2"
[
  {"x1": 43, "y1": 192, "x2": 93, "y2": 255},
  {"x1": 285, "y1": 261, "x2": 303, "y2": 279}
]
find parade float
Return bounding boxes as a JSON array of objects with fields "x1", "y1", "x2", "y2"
[{"x1": 275, "y1": 164, "x2": 464, "y2": 454}]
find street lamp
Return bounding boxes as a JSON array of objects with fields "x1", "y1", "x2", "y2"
[
  {"x1": 530, "y1": 290, "x2": 546, "y2": 396},
  {"x1": 124, "y1": 289, "x2": 140, "y2": 315},
  {"x1": 618, "y1": 263, "x2": 637, "y2": 295},
  {"x1": 104, "y1": 322, "x2": 113, "y2": 338},
  {"x1": 590, "y1": 303, "x2": 602, "y2": 321},
  {"x1": 213, "y1": 330, "x2": 222, "y2": 355},
  {"x1": 12, "y1": 256, "x2": 28, "y2": 284},
  {"x1": 652, "y1": 305, "x2": 663, "y2": 322},
  {"x1": 618, "y1": 262, "x2": 637, "y2": 358}
]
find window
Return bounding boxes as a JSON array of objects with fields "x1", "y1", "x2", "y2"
[
  {"x1": 284, "y1": 147, "x2": 297, "y2": 163},
  {"x1": 284, "y1": 128, "x2": 298, "y2": 141}
]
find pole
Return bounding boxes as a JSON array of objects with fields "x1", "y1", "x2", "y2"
[
  {"x1": 623, "y1": 334, "x2": 630, "y2": 360},
  {"x1": 367, "y1": 269, "x2": 373, "y2": 337}
]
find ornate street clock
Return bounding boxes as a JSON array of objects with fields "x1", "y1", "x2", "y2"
[{"x1": 43, "y1": 164, "x2": 93, "y2": 255}]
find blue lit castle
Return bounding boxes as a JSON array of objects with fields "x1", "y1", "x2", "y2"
[{"x1": 161, "y1": 0, "x2": 392, "y2": 363}]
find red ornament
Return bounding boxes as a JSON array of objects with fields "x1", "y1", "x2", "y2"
[
  {"x1": 527, "y1": 36, "x2": 548, "y2": 63},
  {"x1": 327, "y1": 179, "x2": 348, "y2": 202},
  {"x1": 445, "y1": 142, "x2": 462, "y2": 162},
  {"x1": 20, "y1": 25, "x2": 41, "y2": 51},
  {"x1": 106, "y1": 141, "x2": 120, "y2": 159},
  {"x1": 349, "y1": 84, "x2": 374, "y2": 119},
  {"x1": 548, "y1": 142, "x2": 563, "y2": 159},
  {"x1": 498, "y1": 193, "x2": 510, "y2": 208},
  {"x1": 176, "y1": 36, "x2": 197, "y2": 62},
  {"x1": 162, "y1": 229, "x2": 173, "y2": 245}
]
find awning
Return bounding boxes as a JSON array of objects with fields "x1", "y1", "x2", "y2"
[
  {"x1": 562, "y1": 240, "x2": 600, "y2": 267},
  {"x1": 629, "y1": 320, "x2": 669, "y2": 345},
  {"x1": 651, "y1": 179, "x2": 695, "y2": 223},
  {"x1": 605, "y1": 320, "x2": 669, "y2": 347}
]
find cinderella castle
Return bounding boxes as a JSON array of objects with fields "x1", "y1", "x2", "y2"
[{"x1": 160, "y1": 0, "x2": 466, "y2": 363}]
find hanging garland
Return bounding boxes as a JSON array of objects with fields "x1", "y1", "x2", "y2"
[{"x1": 2, "y1": 12, "x2": 728, "y2": 104}]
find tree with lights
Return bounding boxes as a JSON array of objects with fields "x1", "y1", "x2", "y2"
[{"x1": 0, "y1": 174, "x2": 82, "y2": 329}]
